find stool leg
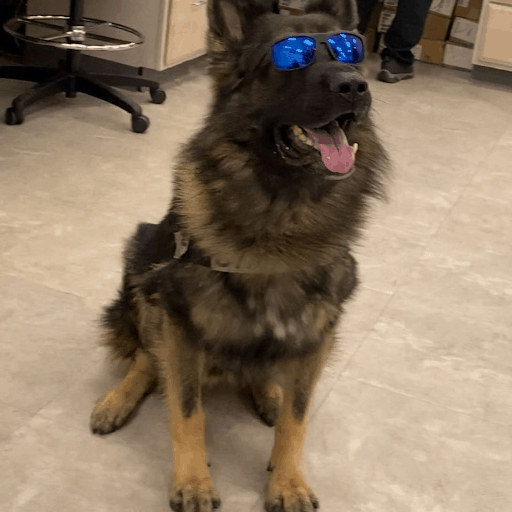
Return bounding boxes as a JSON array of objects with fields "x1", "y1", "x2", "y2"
[
  {"x1": 6, "y1": 74, "x2": 69, "y2": 125},
  {"x1": 87, "y1": 73, "x2": 160, "y2": 91},
  {"x1": 0, "y1": 66, "x2": 55, "y2": 83},
  {"x1": 76, "y1": 75, "x2": 142, "y2": 116},
  {"x1": 87, "y1": 74, "x2": 166, "y2": 104}
]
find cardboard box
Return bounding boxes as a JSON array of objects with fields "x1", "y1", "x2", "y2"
[
  {"x1": 422, "y1": 12, "x2": 452, "y2": 40},
  {"x1": 443, "y1": 42, "x2": 474, "y2": 69},
  {"x1": 278, "y1": 0, "x2": 305, "y2": 14},
  {"x1": 454, "y1": 0, "x2": 483, "y2": 21},
  {"x1": 449, "y1": 16, "x2": 478, "y2": 47},
  {"x1": 411, "y1": 44, "x2": 423, "y2": 61},
  {"x1": 368, "y1": 3, "x2": 384, "y2": 30},
  {"x1": 365, "y1": 28, "x2": 377, "y2": 54},
  {"x1": 417, "y1": 39, "x2": 446, "y2": 64},
  {"x1": 378, "y1": 35, "x2": 385, "y2": 55},
  {"x1": 430, "y1": 0, "x2": 457, "y2": 18},
  {"x1": 377, "y1": 9, "x2": 396, "y2": 33},
  {"x1": 278, "y1": 0, "x2": 305, "y2": 11}
]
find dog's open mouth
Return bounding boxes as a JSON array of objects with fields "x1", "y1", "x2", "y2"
[{"x1": 275, "y1": 113, "x2": 359, "y2": 176}]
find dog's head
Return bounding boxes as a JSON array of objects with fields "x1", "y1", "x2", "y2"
[{"x1": 207, "y1": 0, "x2": 370, "y2": 179}]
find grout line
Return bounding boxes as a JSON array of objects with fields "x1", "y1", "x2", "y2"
[
  {"x1": 0, "y1": 399, "x2": 37, "y2": 417},
  {"x1": 309, "y1": 289, "x2": 395, "y2": 422},
  {"x1": 339, "y1": 375, "x2": 512, "y2": 428},
  {"x1": 1, "y1": 271, "x2": 85, "y2": 301}
]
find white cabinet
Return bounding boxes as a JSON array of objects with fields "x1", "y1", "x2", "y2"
[{"x1": 473, "y1": 0, "x2": 512, "y2": 72}]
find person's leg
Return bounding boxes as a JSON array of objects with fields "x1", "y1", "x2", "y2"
[
  {"x1": 357, "y1": 0, "x2": 379, "y2": 34},
  {"x1": 378, "y1": 0, "x2": 433, "y2": 83}
]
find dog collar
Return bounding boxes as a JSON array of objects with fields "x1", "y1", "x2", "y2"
[{"x1": 172, "y1": 230, "x2": 278, "y2": 274}]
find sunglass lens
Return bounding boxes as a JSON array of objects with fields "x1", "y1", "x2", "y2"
[
  {"x1": 327, "y1": 33, "x2": 364, "y2": 64},
  {"x1": 271, "y1": 36, "x2": 316, "y2": 70}
]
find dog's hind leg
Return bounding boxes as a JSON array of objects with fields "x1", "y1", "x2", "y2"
[
  {"x1": 90, "y1": 350, "x2": 156, "y2": 435},
  {"x1": 250, "y1": 379, "x2": 283, "y2": 428}
]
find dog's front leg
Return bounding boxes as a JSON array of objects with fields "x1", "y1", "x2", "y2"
[
  {"x1": 156, "y1": 316, "x2": 220, "y2": 512},
  {"x1": 266, "y1": 338, "x2": 333, "y2": 512}
]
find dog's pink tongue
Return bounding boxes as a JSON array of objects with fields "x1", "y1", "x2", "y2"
[{"x1": 306, "y1": 128, "x2": 355, "y2": 174}]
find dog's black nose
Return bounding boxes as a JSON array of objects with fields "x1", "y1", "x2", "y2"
[{"x1": 329, "y1": 74, "x2": 369, "y2": 101}]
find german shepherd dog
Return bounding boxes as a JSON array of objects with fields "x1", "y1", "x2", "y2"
[{"x1": 90, "y1": 0, "x2": 388, "y2": 510}]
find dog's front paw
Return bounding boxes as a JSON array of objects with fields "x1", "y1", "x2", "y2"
[
  {"x1": 265, "y1": 471, "x2": 319, "y2": 512},
  {"x1": 90, "y1": 390, "x2": 136, "y2": 435},
  {"x1": 169, "y1": 474, "x2": 221, "y2": 512}
]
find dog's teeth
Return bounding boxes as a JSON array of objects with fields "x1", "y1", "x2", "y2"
[
  {"x1": 291, "y1": 125, "x2": 303, "y2": 136},
  {"x1": 352, "y1": 143, "x2": 359, "y2": 156},
  {"x1": 298, "y1": 133, "x2": 307, "y2": 142}
]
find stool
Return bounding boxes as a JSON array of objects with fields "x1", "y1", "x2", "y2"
[{"x1": 0, "y1": 0, "x2": 166, "y2": 133}]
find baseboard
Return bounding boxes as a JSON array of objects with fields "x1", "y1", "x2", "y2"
[{"x1": 471, "y1": 64, "x2": 512, "y2": 88}]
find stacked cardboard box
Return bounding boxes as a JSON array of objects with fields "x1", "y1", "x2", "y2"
[
  {"x1": 454, "y1": 0, "x2": 484, "y2": 21},
  {"x1": 364, "y1": 1, "x2": 384, "y2": 55},
  {"x1": 444, "y1": 0, "x2": 483, "y2": 70},
  {"x1": 278, "y1": 0, "x2": 306, "y2": 15},
  {"x1": 372, "y1": 0, "x2": 483, "y2": 71}
]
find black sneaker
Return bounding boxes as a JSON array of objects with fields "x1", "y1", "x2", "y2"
[{"x1": 377, "y1": 56, "x2": 414, "y2": 83}]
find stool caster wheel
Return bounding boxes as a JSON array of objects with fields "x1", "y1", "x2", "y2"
[
  {"x1": 5, "y1": 107, "x2": 23, "y2": 125},
  {"x1": 150, "y1": 88, "x2": 166, "y2": 104},
  {"x1": 132, "y1": 114, "x2": 150, "y2": 133}
]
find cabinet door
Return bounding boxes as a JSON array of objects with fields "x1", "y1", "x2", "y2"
[
  {"x1": 165, "y1": 0, "x2": 208, "y2": 67},
  {"x1": 474, "y1": 1, "x2": 512, "y2": 71}
]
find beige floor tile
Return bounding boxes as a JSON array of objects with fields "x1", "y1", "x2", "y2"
[
  {"x1": 344, "y1": 297, "x2": 512, "y2": 425},
  {"x1": 308, "y1": 285, "x2": 394, "y2": 411},
  {"x1": 305, "y1": 377, "x2": 512, "y2": 512},
  {"x1": 0, "y1": 414, "x2": 172, "y2": 512},
  {"x1": 419, "y1": 197, "x2": 511, "y2": 299},
  {"x1": 354, "y1": 226, "x2": 427, "y2": 295},
  {"x1": 0, "y1": 403, "x2": 34, "y2": 442},
  {"x1": 394, "y1": 261, "x2": 510, "y2": 328},
  {"x1": 0, "y1": 275, "x2": 100, "y2": 412},
  {"x1": 467, "y1": 127, "x2": 512, "y2": 203},
  {"x1": 372, "y1": 177, "x2": 459, "y2": 239},
  {"x1": 1, "y1": 208, "x2": 133, "y2": 309},
  {"x1": 391, "y1": 188, "x2": 512, "y2": 328}
]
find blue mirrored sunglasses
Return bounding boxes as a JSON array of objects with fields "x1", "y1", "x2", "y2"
[{"x1": 271, "y1": 32, "x2": 365, "y2": 70}]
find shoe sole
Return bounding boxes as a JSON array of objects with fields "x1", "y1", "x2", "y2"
[{"x1": 377, "y1": 69, "x2": 414, "y2": 83}]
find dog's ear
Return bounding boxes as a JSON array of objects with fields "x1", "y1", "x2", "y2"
[
  {"x1": 208, "y1": 0, "x2": 272, "y2": 52},
  {"x1": 305, "y1": 0, "x2": 359, "y2": 30},
  {"x1": 207, "y1": 0, "x2": 273, "y2": 87},
  {"x1": 208, "y1": 0, "x2": 244, "y2": 49}
]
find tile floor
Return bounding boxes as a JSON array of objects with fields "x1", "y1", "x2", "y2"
[{"x1": 1, "y1": 56, "x2": 511, "y2": 512}]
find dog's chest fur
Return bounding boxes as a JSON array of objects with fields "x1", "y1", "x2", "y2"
[{"x1": 128, "y1": 220, "x2": 357, "y2": 367}]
